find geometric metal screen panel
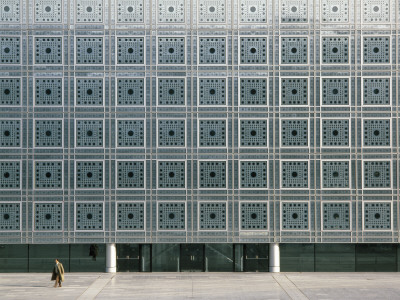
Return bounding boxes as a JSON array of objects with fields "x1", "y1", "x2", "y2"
[
  {"x1": 0, "y1": 120, "x2": 21, "y2": 147},
  {"x1": 0, "y1": 161, "x2": 20, "y2": 189},
  {"x1": 281, "y1": 202, "x2": 309, "y2": 231},
  {"x1": 158, "y1": 202, "x2": 186, "y2": 230},
  {"x1": 0, "y1": 0, "x2": 399, "y2": 244},
  {"x1": 321, "y1": 160, "x2": 350, "y2": 189},
  {"x1": 75, "y1": 203, "x2": 104, "y2": 231},
  {"x1": 117, "y1": 202, "x2": 145, "y2": 230},
  {"x1": 240, "y1": 202, "x2": 268, "y2": 230},
  {"x1": 34, "y1": 203, "x2": 63, "y2": 231},
  {"x1": 363, "y1": 202, "x2": 392, "y2": 231},
  {"x1": 199, "y1": 202, "x2": 226, "y2": 230},
  {"x1": 0, "y1": 203, "x2": 20, "y2": 231},
  {"x1": 322, "y1": 202, "x2": 351, "y2": 231},
  {"x1": 34, "y1": 161, "x2": 63, "y2": 189},
  {"x1": 116, "y1": 161, "x2": 145, "y2": 189}
]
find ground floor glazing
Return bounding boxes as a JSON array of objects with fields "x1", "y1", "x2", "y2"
[{"x1": 1, "y1": 243, "x2": 400, "y2": 272}]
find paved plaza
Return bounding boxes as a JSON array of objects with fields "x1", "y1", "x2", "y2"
[{"x1": 0, "y1": 272, "x2": 399, "y2": 299}]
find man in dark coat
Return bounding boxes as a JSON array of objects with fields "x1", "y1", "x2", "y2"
[
  {"x1": 51, "y1": 259, "x2": 65, "y2": 287},
  {"x1": 89, "y1": 244, "x2": 99, "y2": 261}
]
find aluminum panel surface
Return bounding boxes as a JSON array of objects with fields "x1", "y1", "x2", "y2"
[{"x1": 0, "y1": 0, "x2": 398, "y2": 244}]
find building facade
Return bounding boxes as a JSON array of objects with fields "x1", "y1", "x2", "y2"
[{"x1": 0, "y1": 0, "x2": 400, "y2": 272}]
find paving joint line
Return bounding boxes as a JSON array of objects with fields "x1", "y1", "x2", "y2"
[
  {"x1": 77, "y1": 273, "x2": 115, "y2": 300},
  {"x1": 272, "y1": 274, "x2": 309, "y2": 300},
  {"x1": 271, "y1": 274, "x2": 293, "y2": 300},
  {"x1": 285, "y1": 274, "x2": 310, "y2": 300}
]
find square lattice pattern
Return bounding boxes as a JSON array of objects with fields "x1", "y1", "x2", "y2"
[
  {"x1": 363, "y1": 160, "x2": 391, "y2": 189},
  {"x1": 34, "y1": 0, "x2": 62, "y2": 23},
  {"x1": 240, "y1": 202, "x2": 268, "y2": 230},
  {"x1": 322, "y1": 202, "x2": 350, "y2": 230},
  {"x1": 240, "y1": 119, "x2": 268, "y2": 147},
  {"x1": 280, "y1": 78, "x2": 308, "y2": 106},
  {"x1": 158, "y1": 37, "x2": 185, "y2": 64},
  {"x1": 116, "y1": 0, "x2": 144, "y2": 23},
  {"x1": 0, "y1": 203, "x2": 20, "y2": 231},
  {"x1": 76, "y1": 78, "x2": 104, "y2": 106},
  {"x1": 76, "y1": 0, "x2": 103, "y2": 23},
  {"x1": 158, "y1": 161, "x2": 186, "y2": 188},
  {"x1": 198, "y1": 78, "x2": 226, "y2": 106},
  {"x1": 281, "y1": 161, "x2": 308, "y2": 188},
  {"x1": 280, "y1": 0, "x2": 308, "y2": 23},
  {"x1": 321, "y1": 77, "x2": 350, "y2": 106},
  {"x1": 0, "y1": 0, "x2": 399, "y2": 242},
  {"x1": 158, "y1": 119, "x2": 185, "y2": 147},
  {"x1": 35, "y1": 120, "x2": 63, "y2": 148},
  {"x1": 321, "y1": 119, "x2": 350, "y2": 147},
  {"x1": 240, "y1": 78, "x2": 267, "y2": 106},
  {"x1": 362, "y1": 0, "x2": 390, "y2": 23},
  {"x1": 34, "y1": 203, "x2": 62, "y2": 231},
  {"x1": 198, "y1": 0, "x2": 226, "y2": 23},
  {"x1": 364, "y1": 202, "x2": 391, "y2": 230},
  {"x1": 362, "y1": 78, "x2": 391, "y2": 105},
  {"x1": 34, "y1": 161, "x2": 63, "y2": 189},
  {"x1": 0, "y1": 161, "x2": 20, "y2": 189},
  {"x1": 199, "y1": 161, "x2": 226, "y2": 188},
  {"x1": 199, "y1": 202, "x2": 226, "y2": 230},
  {"x1": 35, "y1": 78, "x2": 63, "y2": 106},
  {"x1": 158, "y1": 78, "x2": 185, "y2": 106},
  {"x1": 240, "y1": 0, "x2": 267, "y2": 23},
  {"x1": 281, "y1": 202, "x2": 309, "y2": 230},
  {"x1": 117, "y1": 202, "x2": 145, "y2": 230},
  {"x1": 116, "y1": 37, "x2": 144, "y2": 64},
  {"x1": 240, "y1": 37, "x2": 267, "y2": 64},
  {"x1": 240, "y1": 161, "x2": 268, "y2": 188},
  {"x1": 0, "y1": 78, "x2": 21, "y2": 106},
  {"x1": 117, "y1": 119, "x2": 144, "y2": 147},
  {"x1": 280, "y1": 37, "x2": 308, "y2": 64},
  {"x1": 280, "y1": 119, "x2": 308, "y2": 147},
  {"x1": 321, "y1": 36, "x2": 349, "y2": 64},
  {"x1": 117, "y1": 161, "x2": 145, "y2": 189},
  {"x1": 117, "y1": 78, "x2": 144, "y2": 106},
  {"x1": 362, "y1": 119, "x2": 391, "y2": 147},
  {"x1": 198, "y1": 119, "x2": 226, "y2": 147},
  {"x1": 322, "y1": 160, "x2": 350, "y2": 189},
  {"x1": 75, "y1": 37, "x2": 103, "y2": 64},
  {"x1": 158, "y1": 202, "x2": 185, "y2": 230},
  {"x1": 0, "y1": 120, "x2": 20, "y2": 147},
  {"x1": 321, "y1": 0, "x2": 349, "y2": 22},
  {"x1": 75, "y1": 161, "x2": 103, "y2": 189},
  {"x1": 75, "y1": 203, "x2": 103, "y2": 230},
  {"x1": 0, "y1": 37, "x2": 20, "y2": 64},
  {"x1": 0, "y1": 0, "x2": 21, "y2": 23},
  {"x1": 158, "y1": 0, "x2": 185, "y2": 23},
  {"x1": 363, "y1": 36, "x2": 390, "y2": 64},
  {"x1": 75, "y1": 120, "x2": 104, "y2": 147},
  {"x1": 199, "y1": 37, "x2": 226, "y2": 65},
  {"x1": 35, "y1": 37, "x2": 62, "y2": 64}
]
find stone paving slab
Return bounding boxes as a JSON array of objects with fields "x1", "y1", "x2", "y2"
[{"x1": 0, "y1": 273, "x2": 399, "y2": 300}]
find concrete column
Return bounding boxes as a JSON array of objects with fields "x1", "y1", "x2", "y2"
[
  {"x1": 269, "y1": 243, "x2": 280, "y2": 273},
  {"x1": 106, "y1": 243, "x2": 117, "y2": 273}
]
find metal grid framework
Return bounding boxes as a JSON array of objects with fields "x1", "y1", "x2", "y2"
[{"x1": 0, "y1": 0, "x2": 399, "y2": 245}]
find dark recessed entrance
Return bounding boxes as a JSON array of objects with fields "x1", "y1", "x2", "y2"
[{"x1": 180, "y1": 244, "x2": 204, "y2": 272}]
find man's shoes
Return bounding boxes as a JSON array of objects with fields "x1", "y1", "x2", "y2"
[{"x1": 59, "y1": 285, "x2": 62, "y2": 287}]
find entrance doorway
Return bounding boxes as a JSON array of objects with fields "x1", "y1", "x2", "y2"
[
  {"x1": 180, "y1": 244, "x2": 204, "y2": 272},
  {"x1": 243, "y1": 244, "x2": 269, "y2": 272},
  {"x1": 117, "y1": 244, "x2": 140, "y2": 272}
]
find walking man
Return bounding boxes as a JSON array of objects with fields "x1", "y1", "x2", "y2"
[{"x1": 51, "y1": 258, "x2": 64, "y2": 288}]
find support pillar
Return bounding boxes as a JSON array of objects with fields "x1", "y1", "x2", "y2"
[
  {"x1": 269, "y1": 243, "x2": 280, "y2": 273},
  {"x1": 106, "y1": 243, "x2": 117, "y2": 273}
]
